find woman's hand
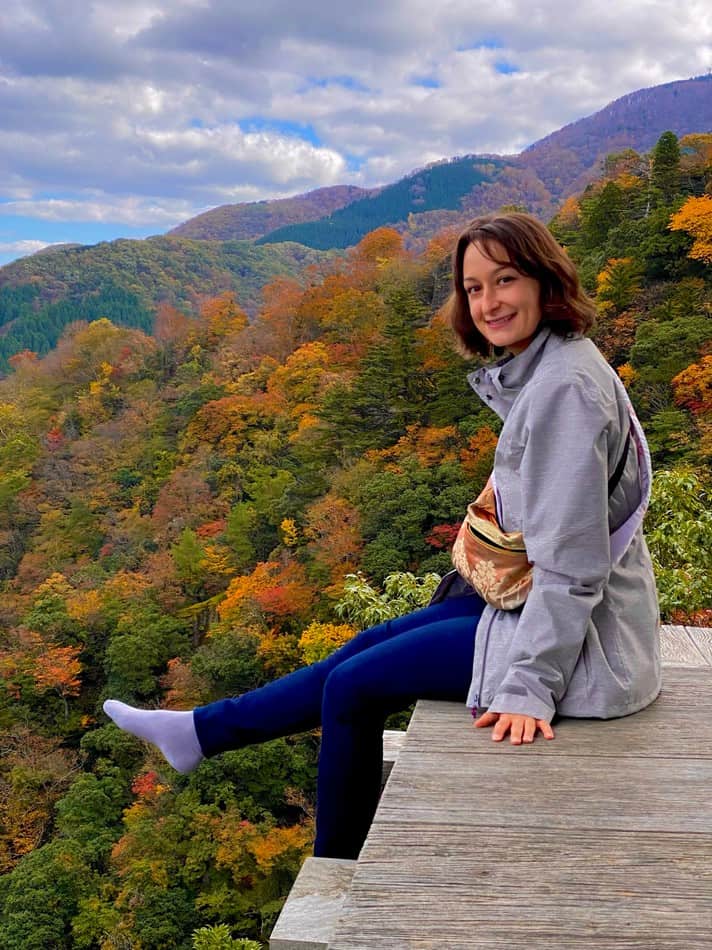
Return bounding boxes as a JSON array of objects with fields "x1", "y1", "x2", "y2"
[{"x1": 473, "y1": 710, "x2": 554, "y2": 744}]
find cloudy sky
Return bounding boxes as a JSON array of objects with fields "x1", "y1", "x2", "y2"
[{"x1": 0, "y1": 0, "x2": 710, "y2": 267}]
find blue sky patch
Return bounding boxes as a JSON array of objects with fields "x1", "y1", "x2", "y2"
[
  {"x1": 495, "y1": 60, "x2": 519, "y2": 74},
  {"x1": 411, "y1": 75, "x2": 440, "y2": 88},
  {"x1": 457, "y1": 37, "x2": 504, "y2": 51},
  {"x1": 344, "y1": 153, "x2": 365, "y2": 173},
  {"x1": 302, "y1": 74, "x2": 369, "y2": 92},
  {"x1": 241, "y1": 116, "x2": 323, "y2": 146}
]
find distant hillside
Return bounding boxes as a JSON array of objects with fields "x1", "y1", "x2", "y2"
[
  {"x1": 0, "y1": 237, "x2": 329, "y2": 371},
  {"x1": 169, "y1": 185, "x2": 371, "y2": 241},
  {"x1": 518, "y1": 73, "x2": 712, "y2": 195},
  {"x1": 1, "y1": 73, "x2": 709, "y2": 369},
  {"x1": 256, "y1": 157, "x2": 505, "y2": 249},
  {"x1": 255, "y1": 74, "x2": 712, "y2": 250}
]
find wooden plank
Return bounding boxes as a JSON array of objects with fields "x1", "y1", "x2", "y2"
[
  {"x1": 328, "y1": 667, "x2": 712, "y2": 949},
  {"x1": 660, "y1": 624, "x2": 708, "y2": 666},
  {"x1": 331, "y1": 829, "x2": 712, "y2": 950},
  {"x1": 403, "y1": 667, "x2": 712, "y2": 759},
  {"x1": 373, "y1": 751, "x2": 712, "y2": 833},
  {"x1": 382, "y1": 729, "x2": 406, "y2": 763},
  {"x1": 270, "y1": 857, "x2": 356, "y2": 950},
  {"x1": 685, "y1": 626, "x2": 712, "y2": 665}
]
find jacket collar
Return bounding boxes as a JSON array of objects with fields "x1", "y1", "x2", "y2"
[{"x1": 466, "y1": 324, "x2": 556, "y2": 420}]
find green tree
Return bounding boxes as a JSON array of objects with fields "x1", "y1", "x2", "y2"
[
  {"x1": 0, "y1": 840, "x2": 97, "y2": 949},
  {"x1": 335, "y1": 571, "x2": 441, "y2": 629},
  {"x1": 55, "y1": 771, "x2": 129, "y2": 864},
  {"x1": 172, "y1": 527, "x2": 208, "y2": 597},
  {"x1": 629, "y1": 314, "x2": 710, "y2": 391},
  {"x1": 645, "y1": 467, "x2": 712, "y2": 617},
  {"x1": 104, "y1": 605, "x2": 189, "y2": 700},
  {"x1": 319, "y1": 286, "x2": 429, "y2": 457},
  {"x1": 192, "y1": 925, "x2": 261, "y2": 949},
  {"x1": 580, "y1": 181, "x2": 624, "y2": 249},
  {"x1": 596, "y1": 258, "x2": 642, "y2": 316},
  {"x1": 225, "y1": 502, "x2": 259, "y2": 569},
  {"x1": 651, "y1": 131, "x2": 681, "y2": 205}
]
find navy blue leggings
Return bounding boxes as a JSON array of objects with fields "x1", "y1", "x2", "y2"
[{"x1": 193, "y1": 593, "x2": 484, "y2": 858}]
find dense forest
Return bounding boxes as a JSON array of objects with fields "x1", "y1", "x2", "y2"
[
  {"x1": 256, "y1": 157, "x2": 504, "y2": 249},
  {"x1": 169, "y1": 186, "x2": 370, "y2": 242},
  {"x1": 0, "y1": 239, "x2": 330, "y2": 373},
  {"x1": 0, "y1": 131, "x2": 710, "y2": 948}
]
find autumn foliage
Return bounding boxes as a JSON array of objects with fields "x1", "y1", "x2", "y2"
[{"x1": 0, "y1": 128, "x2": 709, "y2": 947}]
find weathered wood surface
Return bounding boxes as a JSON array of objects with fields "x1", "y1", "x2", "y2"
[
  {"x1": 270, "y1": 857, "x2": 356, "y2": 950},
  {"x1": 660, "y1": 625, "x2": 712, "y2": 666},
  {"x1": 328, "y1": 628, "x2": 712, "y2": 949},
  {"x1": 381, "y1": 729, "x2": 407, "y2": 784}
]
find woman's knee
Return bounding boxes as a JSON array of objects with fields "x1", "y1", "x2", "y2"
[{"x1": 322, "y1": 659, "x2": 376, "y2": 721}]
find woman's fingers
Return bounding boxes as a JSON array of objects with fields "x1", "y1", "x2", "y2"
[
  {"x1": 538, "y1": 719, "x2": 555, "y2": 740},
  {"x1": 523, "y1": 717, "x2": 536, "y2": 744},
  {"x1": 474, "y1": 712, "x2": 555, "y2": 743},
  {"x1": 493, "y1": 716, "x2": 515, "y2": 742},
  {"x1": 473, "y1": 710, "x2": 499, "y2": 728}
]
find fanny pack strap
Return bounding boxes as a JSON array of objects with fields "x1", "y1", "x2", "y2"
[
  {"x1": 608, "y1": 427, "x2": 631, "y2": 496},
  {"x1": 609, "y1": 373, "x2": 652, "y2": 565},
  {"x1": 491, "y1": 373, "x2": 652, "y2": 568}
]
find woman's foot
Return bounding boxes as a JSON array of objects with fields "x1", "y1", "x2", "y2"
[{"x1": 103, "y1": 700, "x2": 204, "y2": 773}]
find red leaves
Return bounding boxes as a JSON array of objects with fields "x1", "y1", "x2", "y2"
[{"x1": 424, "y1": 523, "x2": 461, "y2": 550}]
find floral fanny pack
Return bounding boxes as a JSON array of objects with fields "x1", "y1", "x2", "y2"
[
  {"x1": 450, "y1": 396, "x2": 651, "y2": 612},
  {"x1": 450, "y1": 478, "x2": 532, "y2": 611}
]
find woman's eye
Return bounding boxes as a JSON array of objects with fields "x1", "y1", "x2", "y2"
[
  {"x1": 466, "y1": 286, "x2": 481, "y2": 296},
  {"x1": 498, "y1": 274, "x2": 515, "y2": 285}
]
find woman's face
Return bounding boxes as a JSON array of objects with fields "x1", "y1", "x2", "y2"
[{"x1": 462, "y1": 240, "x2": 542, "y2": 355}]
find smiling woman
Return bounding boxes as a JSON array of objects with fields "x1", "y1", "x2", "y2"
[
  {"x1": 462, "y1": 242, "x2": 542, "y2": 354},
  {"x1": 443, "y1": 211, "x2": 659, "y2": 743},
  {"x1": 104, "y1": 211, "x2": 661, "y2": 864},
  {"x1": 447, "y1": 211, "x2": 596, "y2": 358}
]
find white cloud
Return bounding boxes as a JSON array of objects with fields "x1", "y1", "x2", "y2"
[
  {"x1": 0, "y1": 239, "x2": 58, "y2": 256},
  {"x1": 0, "y1": 0, "x2": 710, "y2": 240},
  {"x1": 0, "y1": 197, "x2": 194, "y2": 227}
]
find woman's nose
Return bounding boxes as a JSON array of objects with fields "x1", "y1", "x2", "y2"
[{"x1": 482, "y1": 285, "x2": 499, "y2": 313}]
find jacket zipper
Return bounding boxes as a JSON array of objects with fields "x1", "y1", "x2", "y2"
[
  {"x1": 473, "y1": 610, "x2": 495, "y2": 713},
  {"x1": 466, "y1": 522, "x2": 527, "y2": 555}
]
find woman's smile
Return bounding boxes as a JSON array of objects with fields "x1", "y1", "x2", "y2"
[{"x1": 462, "y1": 240, "x2": 542, "y2": 354}]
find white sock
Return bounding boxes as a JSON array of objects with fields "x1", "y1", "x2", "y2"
[{"x1": 103, "y1": 700, "x2": 204, "y2": 774}]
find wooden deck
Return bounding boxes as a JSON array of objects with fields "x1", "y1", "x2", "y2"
[{"x1": 327, "y1": 627, "x2": 712, "y2": 949}]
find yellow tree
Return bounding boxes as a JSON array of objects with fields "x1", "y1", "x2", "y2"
[
  {"x1": 669, "y1": 195, "x2": 712, "y2": 263},
  {"x1": 299, "y1": 621, "x2": 357, "y2": 663},
  {"x1": 198, "y1": 292, "x2": 249, "y2": 346},
  {"x1": 596, "y1": 258, "x2": 642, "y2": 316},
  {"x1": 672, "y1": 355, "x2": 712, "y2": 415}
]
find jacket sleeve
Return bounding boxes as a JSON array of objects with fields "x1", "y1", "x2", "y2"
[{"x1": 488, "y1": 372, "x2": 615, "y2": 722}]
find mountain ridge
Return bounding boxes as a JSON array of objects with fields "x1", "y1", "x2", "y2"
[
  {"x1": 176, "y1": 73, "x2": 712, "y2": 247},
  {"x1": 0, "y1": 73, "x2": 709, "y2": 369},
  {"x1": 168, "y1": 184, "x2": 372, "y2": 241}
]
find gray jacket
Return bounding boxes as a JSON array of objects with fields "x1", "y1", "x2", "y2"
[{"x1": 465, "y1": 326, "x2": 661, "y2": 721}]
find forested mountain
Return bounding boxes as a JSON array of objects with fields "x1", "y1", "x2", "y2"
[
  {"x1": 0, "y1": 238, "x2": 330, "y2": 373},
  {"x1": 519, "y1": 73, "x2": 712, "y2": 195},
  {"x1": 0, "y1": 130, "x2": 710, "y2": 947},
  {"x1": 1, "y1": 74, "x2": 709, "y2": 371},
  {"x1": 169, "y1": 186, "x2": 371, "y2": 241},
  {"x1": 253, "y1": 74, "x2": 712, "y2": 249},
  {"x1": 256, "y1": 156, "x2": 506, "y2": 249},
  {"x1": 172, "y1": 75, "x2": 712, "y2": 252}
]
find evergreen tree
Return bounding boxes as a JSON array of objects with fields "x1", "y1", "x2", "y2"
[
  {"x1": 580, "y1": 181, "x2": 624, "y2": 249},
  {"x1": 651, "y1": 131, "x2": 681, "y2": 205},
  {"x1": 319, "y1": 286, "x2": 428, "y2": 456}
]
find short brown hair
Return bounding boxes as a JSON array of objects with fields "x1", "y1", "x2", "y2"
[{"x1": 445, "y1": 212, "x2": 596, "y2": 357}]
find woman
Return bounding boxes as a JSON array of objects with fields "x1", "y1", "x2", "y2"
[{"x1": 105, "y1": 212, "x2": 660, "y2": 859}]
